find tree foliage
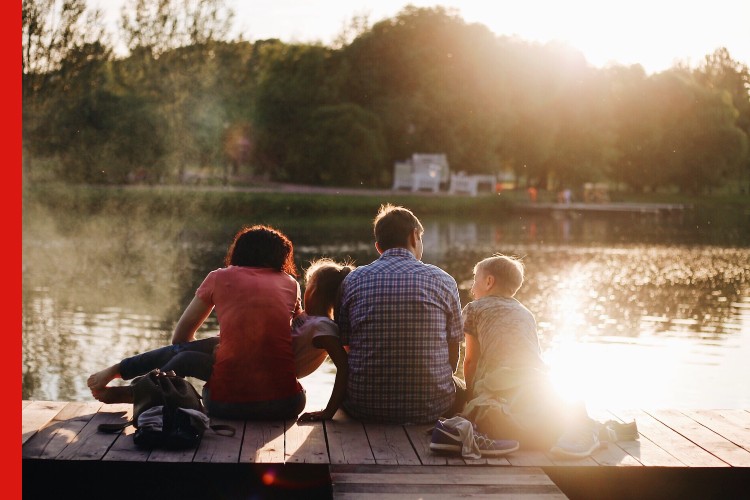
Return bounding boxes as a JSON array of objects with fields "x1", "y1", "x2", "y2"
[{"x1": 21, "y1": 2, "x2": 750, "y2": 194}]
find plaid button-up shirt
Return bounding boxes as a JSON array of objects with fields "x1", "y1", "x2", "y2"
[{"x1": 339, "y1": 248, "x2": 464, "y2": 423}]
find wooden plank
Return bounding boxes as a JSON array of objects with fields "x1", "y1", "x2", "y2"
[
  {"x1": 22, "y1": 401, "x2": 31, "y2": 410},
  {"x1": 240, "y1": 420, "x2": 285, "y2": 463},
  {"x1": 682, "y1": 409, "x2": 750, "y2": 453},
  {"x1": 403, "y1": 424, "x2": 448, "y2": 465},
  {"x1": 148, "y1": 443, "x2": 197, "y2": 462},
  {"x1": 649, "y1": 409, "x2": 750, "y2": 467},
  {"x1": 102, "y1": 424, "x2": 151, "y2": 462},
  {"x1": 325, "y1": 410, "x2": 375, "y2": 465},
  {"x1": 603, "y1": 410, "x2": 685, "y2": 466},
  {"x1": 505, "y1": 449, "x2": 555, "y2": 467},
  {"x1": 333, "y1": 494, "x2": 565, "y2": 500},
  {"x1": 364, "y1": 423, "x2": 420, "y2": 465},
  {"x1": 611, "y1": 409, "x2": 726, "y2": 467},
  {"x1": 23, "y1": 401, "x2": 102, "y2": 459},
  {"x1": 331, "y1": 468, "x2": 559, "y2": 485},
  {"x1": 56, "y1": 403, "x2": 131, "y2": 460},
  {"x1": 193, "y1": 417, "x2": 244, "y2": 463},
  {"x1": 22, "y1": 401, "x2": 67, "y2": 445},
  {"x1": 330, "y1": 465, "x2": 567, "y2": 499},
  {"x1": 285, "y1": 419, "x2": 329, "y2": 464}
]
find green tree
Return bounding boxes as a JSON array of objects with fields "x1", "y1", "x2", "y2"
[
  {"x1": 22, "y1": 0, "x2": 107, "y2": 175},
  {"x1": 251, "y1": 42, "x2": 340, "y2": 180},
  {"x1": 299, "y1": 103, "x2": 387, "y2": 186}
]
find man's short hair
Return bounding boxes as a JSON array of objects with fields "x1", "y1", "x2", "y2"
[
  {"x1": 373, "y1": 204, "x2": 424, "y2": 251},
  {"x1": 474, "y1": 254, "x2": 524, "y2": 297}
]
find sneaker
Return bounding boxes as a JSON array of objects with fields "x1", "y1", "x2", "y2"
[
  {"x1": 429, "y1": 419, "x2": 520, "y2": 456},
  {"x1": 429, "y1": 419, "x2": 462, "y2": 453},
  {"x1": 550, "y1": 426, "x2": 600, "y2": 459},
  {"x1": 472, "y1": 428, "x2": 520, "y2": 456}
]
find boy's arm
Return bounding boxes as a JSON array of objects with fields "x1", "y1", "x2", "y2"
[
  {"x1": 448, "y1": 341, "x2": 460, "y2": 374},
  {"x1": 298, "y1": 336, "x2": 349, "y2": 421},
  {"x1": 463, "y1": 333, "x2": 480, "y2": 398}
]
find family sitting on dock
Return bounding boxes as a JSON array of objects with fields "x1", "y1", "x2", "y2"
[{"x1": 88, "y1": 204, "x2": 636, "y2": 459}]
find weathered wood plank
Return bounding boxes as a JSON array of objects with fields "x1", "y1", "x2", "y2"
[
  {"x1": 285, "y1": 419, "x2": 329, "y2": 464},
  {"x1": 612, "y1": 409, "x2": 726, "y2": 467},
  {"x1": 603, "y1": 410, "x2": 686, "y2": 466},
  {"x1": 55, "y1": 403, "x2": 131, "y2": 460},
  {"x1": 22, "y1": 401, "x2": 67, "y2": 445},
  {"x1": 325, "y1": 410, "x2": 375, "y2": 465},
  {"x1": 23, "y1": 401, "x2": 103, "y2": 459},
  {"x1": 193, "y1": 417, "x2": 244, "y2": 463},
  {"x1": 505, "y1": 449, "x2": 555, "y2": 467},
  {"x1": 403, "y1": 424, "x2": 448, "y2": 465},
  {"x1": 22, "y1": 401, "x2": 31, "y2": 410},
  {"x1": 147, "y1": 444, "x2": 197, "y2": 462},
  {"x1": 649, "y1": 409, "x2": 750, "y2": 467},
  {"x1": 330, "y1": 465, "x2": 567, "y2": 499},
  {"x1": 364, "y1": 424, "x2": 420, "y2": 465},
  {"x1": 331, "y1": 469, "x2": 559, "y2": 485},
  {"x1": 102, "y1": 424, "x2": 151, "y2": 462},
  {"x1": 682, "y1": 409, "x2": 750, "y2": 454},
  {"x1": 240, "y1": 420, "x2": 285, "y2": 463}
]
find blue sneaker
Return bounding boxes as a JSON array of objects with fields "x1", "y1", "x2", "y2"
[
  {"x1": 429, "y1": 418, "x2": 519, "y2": 456},
  {"x1": 550, "y1": 426, "x2": 600, "y2": 459}
]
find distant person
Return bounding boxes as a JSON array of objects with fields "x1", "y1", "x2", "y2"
[
  {"x1": 527, "y1": 186, "x2": 538, "y2": 202},
  {"x1": 462, "y1": 254, "x2": 637, "y2": 458},
  {"x1": 338, "y1": 204, "x2": 465, "y2": 424},
  {"x1": 89, "y1": 225, "x2": 314, "y2": 420}
]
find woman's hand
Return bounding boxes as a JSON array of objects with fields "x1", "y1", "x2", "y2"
[{"x1": 298, "y1": 409, "x2": 335, "y2": 422}]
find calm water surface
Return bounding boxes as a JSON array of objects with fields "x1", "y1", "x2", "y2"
[{"x1": 22, "y1": 201, "x2": 750, "y2": 410}]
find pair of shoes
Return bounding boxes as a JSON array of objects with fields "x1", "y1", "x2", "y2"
[
  {"x1": 429, "y1": 418, "x2": 519, "y2": 456},
  {"x1": 550, "y1": 426, "x2": 600, "y2": 459}
]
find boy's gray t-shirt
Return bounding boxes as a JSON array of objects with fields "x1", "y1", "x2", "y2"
[{"x1": 462, "y1": 296, "x2": 545, "y2": 371}]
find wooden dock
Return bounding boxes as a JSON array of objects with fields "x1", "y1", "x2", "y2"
[
  {"x1": 22, "y1": 401, "x2": 750, "y2": 499},
  {"x1": 514, "y1": 202, "x2": 690, "y2": 215}
]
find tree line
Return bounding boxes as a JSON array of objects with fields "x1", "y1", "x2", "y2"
[{"x1": 22, "y1": 1, "x2": 750, "y2": 194}]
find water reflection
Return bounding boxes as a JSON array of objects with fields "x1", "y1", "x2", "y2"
[{"x1": 22, "y1": 202, "x2": 750, "y2": 408}]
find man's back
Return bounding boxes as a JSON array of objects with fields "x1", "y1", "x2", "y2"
[{"x1": 339, "y1": 248, "x2": 463, "y2": 423}]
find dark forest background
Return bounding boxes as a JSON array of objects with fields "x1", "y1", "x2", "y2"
[{"x1": 22, "y1": 0, "x2": 750, "y2": 195}]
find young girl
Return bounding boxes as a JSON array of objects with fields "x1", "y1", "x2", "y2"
[
  {"x1": 294, "y1": 258, "x2": 354, "y2": 421},
  {"x1": 88, "y1": 225, "x2": 305, "y2": 420}
]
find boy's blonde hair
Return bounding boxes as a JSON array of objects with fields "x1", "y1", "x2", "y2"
[{"x1": 474, "y1": 254, "x2": 524, "y2": 297}]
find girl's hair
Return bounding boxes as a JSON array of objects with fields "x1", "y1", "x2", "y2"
[
  {"x1": 304, "y1": 258, "x2": 355, "y2": 319},
  {"x1": 224, "y1": 225, "x2": 298, "y2": 276},
  {"x1": 474, "y1": 254, "x2": 524, "y2": 297}
]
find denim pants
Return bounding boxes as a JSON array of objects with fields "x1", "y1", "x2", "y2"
[{"x1": 119, "y1": 336, "x2": 219, "y2": 381}]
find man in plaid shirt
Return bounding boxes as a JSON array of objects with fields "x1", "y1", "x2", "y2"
[{"x1": 338, "y1": 204, "x2": 466, "y2": 424}]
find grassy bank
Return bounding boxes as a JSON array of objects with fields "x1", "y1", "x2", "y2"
[
  {"x1": 22, "y1": 182, "x2": 514, "y2": 219},
  {"x1": 23, "y1": 182, "x2": 749, "y2": 220}
]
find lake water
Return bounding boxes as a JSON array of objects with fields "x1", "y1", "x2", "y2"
[{"x1": 22, "y1": 199, "x2": 750, "y2": 411}]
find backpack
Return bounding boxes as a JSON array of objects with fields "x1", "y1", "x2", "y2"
[{"x1": 98, "y1": 369, "x2": 234, "y2": 450}]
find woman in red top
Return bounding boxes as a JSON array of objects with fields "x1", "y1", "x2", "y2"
[{"x1": 88, "y1": 225, "x2": 305, "y2": 419}]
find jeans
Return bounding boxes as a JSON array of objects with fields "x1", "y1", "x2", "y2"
[{"x1": 119, "y1": 336, "x2": 219, "y2": 381}]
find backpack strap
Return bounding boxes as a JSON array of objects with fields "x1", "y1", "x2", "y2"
[{"x1": 97, "y1": 420, "x2": 134, "y2": 433}]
